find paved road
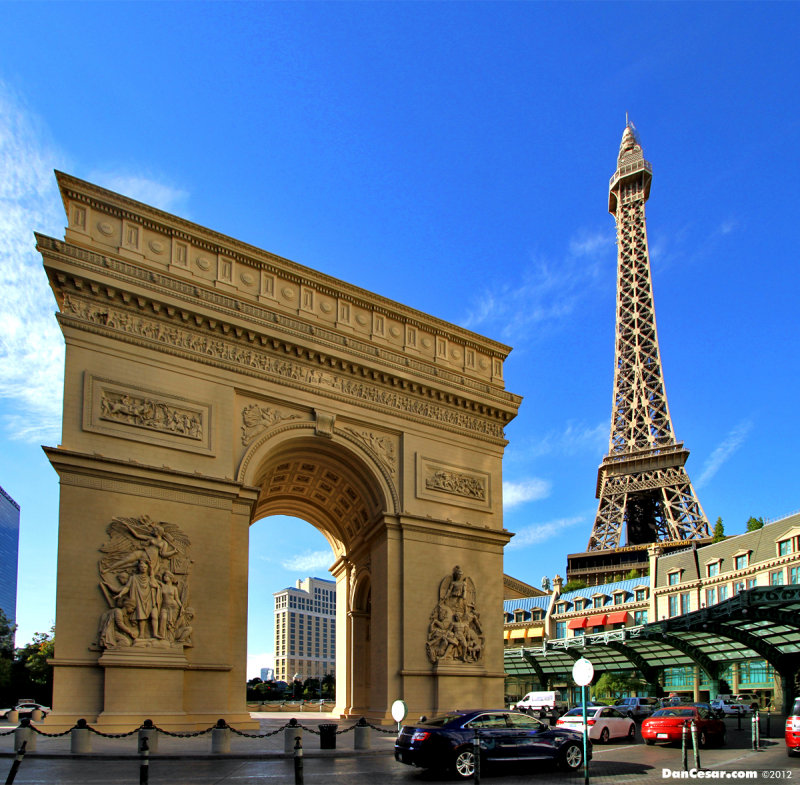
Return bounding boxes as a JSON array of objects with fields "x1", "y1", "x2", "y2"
[{"x1": 0, "y1": 716, "x2": 796, "y2": 784}]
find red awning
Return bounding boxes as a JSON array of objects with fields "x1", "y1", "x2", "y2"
[
  {"x1": 605, "y1": 611, "x2": 629, "y2": 624},
  {"x1": 567, "y1": 617, "x2": 588, "y2": 630},
  {"x1": 586, "y1": 614, "x2": 607, "y2": 627}
]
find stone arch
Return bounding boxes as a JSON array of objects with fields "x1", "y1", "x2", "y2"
[{"x1": 38, "y1": 172, "x2": 521, "y2": 730}]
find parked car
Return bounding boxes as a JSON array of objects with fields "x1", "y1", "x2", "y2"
[
  {"x1": 785, "y1": 697, "x2": 800, "y2": 757},
  {"x1": 557, "y1": 706, "x2": 636, "y2": 743},
  {"x1": 614, "y1": 697, "x2": 658, "y2": 718},
  {"x1": 711, "y1": 698, "x2": 747, "y2": 717},
  {"x1": 642, "y1": 706, "x2": 726, "y2": 747},
  {"x1": 514, "y1": 690, "x2": 569, "y2": 718},
  {"x1": 1, "y1": 702, "x2": 50, "y2": 720},
  {"x1": 735, "y1": 693, "x2": 760, "y2": 711},
  {"x1": 394, "y1": 709, "x2": 591, "y2": 779},
  {"x1": 687, "y1": 702, "x2": 724, "y2": 720}
]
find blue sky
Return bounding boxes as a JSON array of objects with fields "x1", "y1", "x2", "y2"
[{"x1": 0, "y1": 2, "x2": 798, "y2": 678}]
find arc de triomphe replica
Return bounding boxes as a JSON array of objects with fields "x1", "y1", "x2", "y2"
[{"x1": 38, "y1": 173, "x2": 521, "y2": 729}]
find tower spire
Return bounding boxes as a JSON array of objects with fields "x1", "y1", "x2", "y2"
[{"x1": 586, "y1": 125, "x2": 711, "y2": 551}]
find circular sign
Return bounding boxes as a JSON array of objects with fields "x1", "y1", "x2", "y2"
[
  {"x1": 572, "y1": 657, "x2": 594, "y2": 686},
  {"x1": 391, "y1": 699, "x2": 408, "y2": 724}
]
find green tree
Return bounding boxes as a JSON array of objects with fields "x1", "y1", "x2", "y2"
[
  {"x1": 624, "y1": 569, "x2": 640, "y2": 580},
  {"x1": 0, "y1": 608, "x2": 16, "y2": 659},
  {"x1": 562, "y1": 579, "x2": 587, "y2": 593},
  {"x1": 711, "y1": 517, "x2": 726, "y2": 543},
  {"x1": 18, "y1": 628, "x2": 55, "y2": 686},
  {"x1": 593, "y1": 672, "x2": 640, "y2": 700},
  {"x1": 746, "y1": 516, "x2": 765, "y2": 532}
]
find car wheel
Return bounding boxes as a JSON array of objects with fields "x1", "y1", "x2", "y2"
[
  {"x1": 699, "y1": 731, "x2": 708, "y2": 748},
  {"x1": 453, "y1": 748, "x2": 476, "y2": 779},
  {"x1": 644, "y1": 738, "x2": 654, "y2": 745},
  {"x1": 560, "y1": 742, "x2": 583, "y2": 770},
  {"x1": 627, "y1": 723, "x2": 636, "y2": 741},
  {"x1": 600, "y1": 727, "x2": 610, "y2": 744}
]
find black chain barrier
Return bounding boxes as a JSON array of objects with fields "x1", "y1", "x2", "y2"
[{"x1": 12, "y1": 715, "x2": 397, "y2": 743}]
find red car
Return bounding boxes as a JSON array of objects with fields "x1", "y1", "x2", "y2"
[
  {"x1": 786, "y1": 697, "x2": 800, "y2": 757},
  {"x1": 642, "y1": 706, "x2": 726, "y2": 747}
]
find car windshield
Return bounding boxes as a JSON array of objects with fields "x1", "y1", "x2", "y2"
[
  {"x1": 563, "y1": 708, "x2": 593, "y2": 718},
  {"x1": 792, "y1": 699, "x2": 800, "y2": 716}
]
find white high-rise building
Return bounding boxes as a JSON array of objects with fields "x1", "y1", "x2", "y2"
[{"x1": 274, "y1": 577, "x2": 336, "y2": 683}]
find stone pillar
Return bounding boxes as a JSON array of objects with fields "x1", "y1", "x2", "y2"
[
  {"x1": 354, "y1": 717, "x2": 371, "y2": 749},
  {"x1": 71, "y1": 720, "x2": 92, "y2": 754}
]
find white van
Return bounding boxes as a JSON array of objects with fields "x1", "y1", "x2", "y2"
[{"x1": 514, "y1": 690, "x2": 569, "y2": 718}]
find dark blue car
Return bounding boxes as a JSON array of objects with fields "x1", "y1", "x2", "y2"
[{"x1": 395, "y1": 708, "x2": 591, "y2": 779}]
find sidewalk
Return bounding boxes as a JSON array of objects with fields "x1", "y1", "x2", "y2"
[{"x1": 0, "y1": 712, "x2": 399, "y2": 760}]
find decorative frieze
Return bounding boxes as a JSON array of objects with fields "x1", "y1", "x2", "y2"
[
  {"x1": 426, "y1": 469, "x2": 485, "y2": 501},
  {"x1": 343, "y1": 428, "x2": 397, "y2": 476},
  {"x1": 416, "y1": 455, "x2": 491, "y2": 511},
  {"x1": 63, "y1": 294, "x2": 504, "y2": 441},
  {"x1": 83, "y1": 373, "x2": 212, "y2": 455}
]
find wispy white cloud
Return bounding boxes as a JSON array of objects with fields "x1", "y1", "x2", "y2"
[
  {"x1": 0, "y1": 81, "x2": 67, "y2": 442},
  {"x1": 517, "y1": 421, "x2": 607, "y2": 461},
  {"x1": 506, "y1": 515, "x2": 585, "y2": 549},
  {"x1": 695, "y1": 420, "x2": 753, "y2": 489},
  {"x1": 0, "y1": 82, "x2": 191, "y2": 444},
  {"x1": 503, "y1": 478, "x2": 552, "y2": 508},
  {"x1": 87, "y1": 171, "x2": 190, "y2": 215},
  {"x1": 460, "y1": 227, "x2": 613, "y2": 343},
  {"x1": 281, "y1": 550, "x2": 333, "y2": 573}
]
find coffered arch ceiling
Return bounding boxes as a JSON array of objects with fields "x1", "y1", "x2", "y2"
[{"x1": 248, "y1": 436, "x2": 386, "y2": 556}]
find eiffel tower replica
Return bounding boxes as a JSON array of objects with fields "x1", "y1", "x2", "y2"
[{"x1": 567, "y1": 122, "x2": 712, "y2": 585}]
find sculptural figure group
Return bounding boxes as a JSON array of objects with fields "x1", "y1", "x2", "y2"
[
  {"x1": 95, "y1": 515, "x2": 193, "y2": 650},
  {"x1": 425, "y1": 565, "x2": 484, "y2": 664}
]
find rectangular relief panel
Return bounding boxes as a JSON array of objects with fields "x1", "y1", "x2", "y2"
[
  {"x1": 415, "y1": 453, "x2": 491, "y2": 511},
  {"x1": 82, "y1": 373, "x2": 213, "y2": 455}
]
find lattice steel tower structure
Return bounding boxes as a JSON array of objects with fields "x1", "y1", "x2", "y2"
[{"x1": 587, "y1": 124, "x2": 711, "y2": 552}]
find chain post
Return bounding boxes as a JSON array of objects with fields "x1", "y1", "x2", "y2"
[
  {"x1": 751, "y1": 710, "x2": 758, "y2": 750},
  {"x1": 4, "y1": 739, "x2": 26, "y2": 785},
  {"x1": 681, "y1": 721, "x2": 689, "y2": 771},
  {"x1": 139, "y1": 735, "x2": 149, "y2": 785},
  {"x1": 293, "y1": 734, "x2": 304, "y2": 785},
  {"x1": 690, "y1": 718, "x2": 700, "y2": 770}
]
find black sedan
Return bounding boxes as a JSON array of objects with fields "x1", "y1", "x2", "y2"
[{"x1": 395, "y1": 709, "x2": 591, "y2": 779}]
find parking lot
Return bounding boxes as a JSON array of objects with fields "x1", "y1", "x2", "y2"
[{"x1": 0, "y1": 714, "x2": 795, "y2": 784}]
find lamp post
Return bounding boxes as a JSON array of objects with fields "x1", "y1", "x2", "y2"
[{"x1": 572, "y1": 657, "x2": 594, "y2": 785}]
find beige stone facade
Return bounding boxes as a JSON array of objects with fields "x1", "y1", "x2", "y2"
[{"x1": 38, "y1": 173, "x2": 521, "y2": 730}]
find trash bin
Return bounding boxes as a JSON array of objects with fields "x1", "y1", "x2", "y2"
[{"x1": 318, "y1": 723, "x2": 337, "y2": 749}]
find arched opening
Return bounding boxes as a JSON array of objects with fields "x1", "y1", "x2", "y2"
[{"x1": 244, "y1": 433, "x2": 389, "y2": 717}]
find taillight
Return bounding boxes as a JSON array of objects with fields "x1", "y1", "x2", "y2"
[
  {"x1": 411, "y1": 730, "x2": 431, "y2": 743},
  {"x1": 556, "y1": 718, "x2": 565, "y2": 725},
  {"x1": 587, "y1": 719, "x2": 596, "y2": 726}
]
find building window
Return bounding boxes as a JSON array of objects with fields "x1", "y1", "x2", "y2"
[
  {"x1": 734, "y1": 553, "x2": 749, "y2": 570},
  {"x1": 634, "y1": 610, "x2": 648, "y2": 625},
  {"x1": 668, "y1": 595, "x2": 678, "y2": 617},
  {"x1": 733, "y1": 580, "x2": 745, "y2": 595},
  {"x1": 557, "y1": 603, "x2": 567, "y2": 613},
  {"x1": 705, "y1": 587, "x2": 717, "y2": 606},
  {"x1": 680, "y1": 593, "x2": 691, "y2": 614},
  {"x1": 791, "y1": 567, "x2": 800, "y2": 584},
  {"x1": 778, "y1": 539, "x2": 792, "y2": 556},
  {"x1": 514, "y1": 610, "x2": 525, "y2": 622},
  {"x1": 556, "y1": 621, "x2": 567, "y2": 639},
  {"x1": 719, "y1": 585, "x2": 728, "y2": 602},
  {"x1": 770, "y1": 569, "x2": 784, "y2": 586},
  {"x1": 635, "y1": 589, "x2": 647, "y2": 602},
  {"x1": 746, "y1": 578, "x2": 757, "y2": 589},
  {"x1": 573, "y1": 628, "x2": 585, "y2": 637},
  {"x1": 668, "y1": 571, "x2": 680, "y2": 585},
  {"x1": 707, "y1": 562, "x2": 720, "y2": 577},
  {"x1": 593, "y1": 596, "x2": 604, "y2": 608},
  {"x1": 613, "y1": 593, "x2": 624, "y2": 605}
]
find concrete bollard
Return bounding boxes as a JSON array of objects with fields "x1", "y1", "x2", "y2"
[
  {"x1": 14, "y1": 720, "x2": 35, "y2": 753},
  {"x1": 211, "y1": 720, "x2": 230, "y2": 754},
  {"x1": 71, "y1": 719, "x2": 92, "y2": 754},
  {"x1": 138, "y1": 720, "x2": 159, "y2": 754},
  {"x1": 31, "y1": 710, "x2": 43, "y2": 722},
  {"x1": 354, "y1": 718, "x2": 371, "y2": 750},
  {"x1": 285, "y1": 718, "x2": 302, "y2": 753},
  {"x1": 6, "y1": 710, "x2": 18, "y2": 725}
]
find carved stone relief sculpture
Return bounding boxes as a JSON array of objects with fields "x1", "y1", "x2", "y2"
[
  {"x1": 425, "y1": 566, "x2": 484, "y2": 665},
  {"x1": 240, "y1": 403, "x2": 301, "y2": 445},
  {"x1": 94, "y1": 515, "x2": 193, "y2": 651},
  {"x1": 100, "y1": 390, "x2": 203, "y2": 440}
]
